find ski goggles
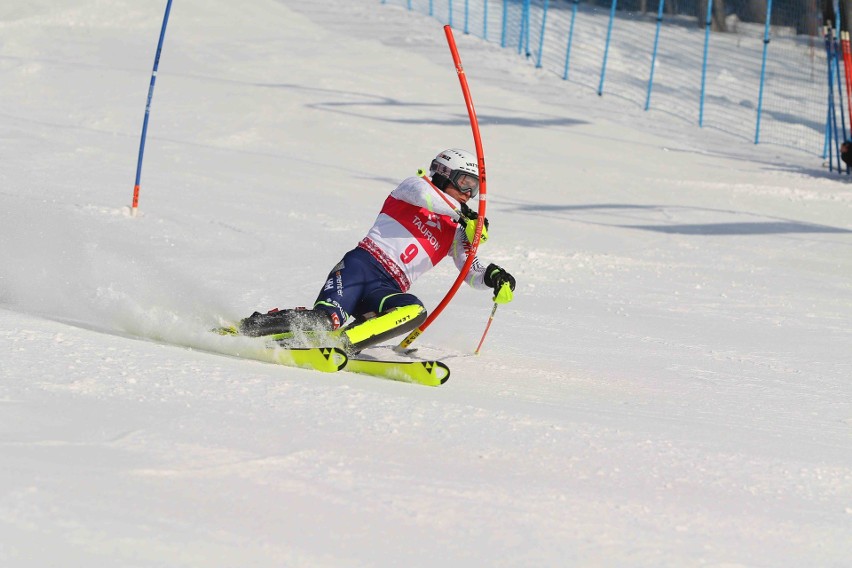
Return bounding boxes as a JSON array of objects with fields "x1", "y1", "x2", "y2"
[{"x1": 450, "y1": 171, "x2": 480, "y2": 197}]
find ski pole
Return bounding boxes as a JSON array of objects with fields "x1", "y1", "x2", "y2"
[
  {"x1": 416, "y1": 168, "x2": 465, "y2": 217},
  {"x1": 474, "y1": 302, "x2": 498, "y2": 355}
]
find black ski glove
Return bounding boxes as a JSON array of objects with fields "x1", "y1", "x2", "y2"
[
  {"x1": 459, "y1": 201, "x2": 488, "y2": 223},
  {"x1": 483, "y1": 264, "x2": 516, "y2": 304},
  {"x1": 459, "y1": 202, "x2": 489, "y2": 243}
]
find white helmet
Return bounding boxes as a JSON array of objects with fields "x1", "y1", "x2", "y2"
[{"x1": 429, "y1": 148, "x2": 480, "y2": 197}]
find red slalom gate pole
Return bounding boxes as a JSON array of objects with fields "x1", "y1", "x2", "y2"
[
  {"x1": 841, "y1": 0, "x2": 852, "y2": 134},
  {"x1": 842, "y1": 31, "x2": 852, "y2": 131},
  {"x1": 396, "y1": 25, "x2": 488, "y2": 352}
]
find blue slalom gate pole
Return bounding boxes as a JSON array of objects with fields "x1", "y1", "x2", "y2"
[
  {"x1": 829, "y1": 74, "x2": 838, "y2": 171},
  {"x1": 831, "y1": 39, "x2": 845, "y2": 170},
  {"x1": 501, "y1": 0, "x2": 508, "y2": 47},
  {"x1": 131, "y1": 0, "x2": 173, "y2": 217},
  {"x1": 833, "y1": 8, "x2": 848, "y2": 144},
  {"x1": 464, "y1": 0, "x2": 470, "y2": 33},
  {"x1": 524, "y1": 0, "x2": 532, "y2": 57},
  {"x1": 563, "y1": 0, "x2": 580, "y2": 80},
  {"x1": 824, "y1": 25, "x2": 833, "y2": 160},
  {"x1": 826, "y1": 25, "x2": 840, "y2": 171},
  {"x1": 698, "y1": 0, "x2": 713, "y2": 126},
  {"x1": 597, "y1": 0, "x2": 618, "y2": 96},
  {"x1": 518, "y1": 0, "x2": 530, "y2": 56},
  {"x1": 754, "y1": 0, "x2": 773, "y2": 143},
  {"x1": 535, "y1": 0, "x2": 549, "y2": 68},
  {"x1": 645, "y1": 0, "x2": 665, "y2": 110},
  {"x1": 484, "y1": 0, "x2": 489, "y2": 39}
]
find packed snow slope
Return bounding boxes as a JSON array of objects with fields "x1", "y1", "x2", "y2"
[{"x1": 1, "y1": 0, "x2": 851, "y2": 566}]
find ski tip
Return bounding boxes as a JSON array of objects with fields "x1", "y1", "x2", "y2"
[
  {"x1": 428, "y1": 361, "x2": 451, "y2": 385},
  {"x1": 439, "y1": 362, "x2": 450, "y2": 384},
  {"x1": 326, "y1": 347, "x2": 349, "y2": 372}
]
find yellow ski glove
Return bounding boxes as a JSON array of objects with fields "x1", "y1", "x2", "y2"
[
  {"x1": 464, "y1": 216, "x2": 489, "y2": 244},
  {"x1": 459, "y1": 202, "x2": 488, "y2": 244}
]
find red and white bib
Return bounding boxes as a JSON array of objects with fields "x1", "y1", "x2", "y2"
[{"x1": 358, "y1": 177, "x2": 461, "y2": 291}]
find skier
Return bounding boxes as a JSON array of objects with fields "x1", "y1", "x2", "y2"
[{"x1": 236, "y1": 148, "x2": 517, "y2": 353}]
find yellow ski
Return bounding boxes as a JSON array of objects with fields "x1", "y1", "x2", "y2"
[
  {"x1": 264, "y1": 347, "x2": 348, "y2": 373},
  {"x1": 344, "y1": 358, "x2": 450, "y2": 386}
]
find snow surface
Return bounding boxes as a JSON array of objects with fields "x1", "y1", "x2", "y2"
[{"x1": 1, "y1": 0, "x2": 851, "y2": 565}]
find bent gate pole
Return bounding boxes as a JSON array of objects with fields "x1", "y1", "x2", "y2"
[
  {"x1": 131, "y1": 0, "x2": 173, "y2": 217},
  {"x1": 396, "y1": 24, "x2": 487, "y2": 351}
]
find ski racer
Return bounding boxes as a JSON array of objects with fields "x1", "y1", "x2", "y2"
[{"x1": 236, "y1": 148, "x2": 517, "y2": 353}]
